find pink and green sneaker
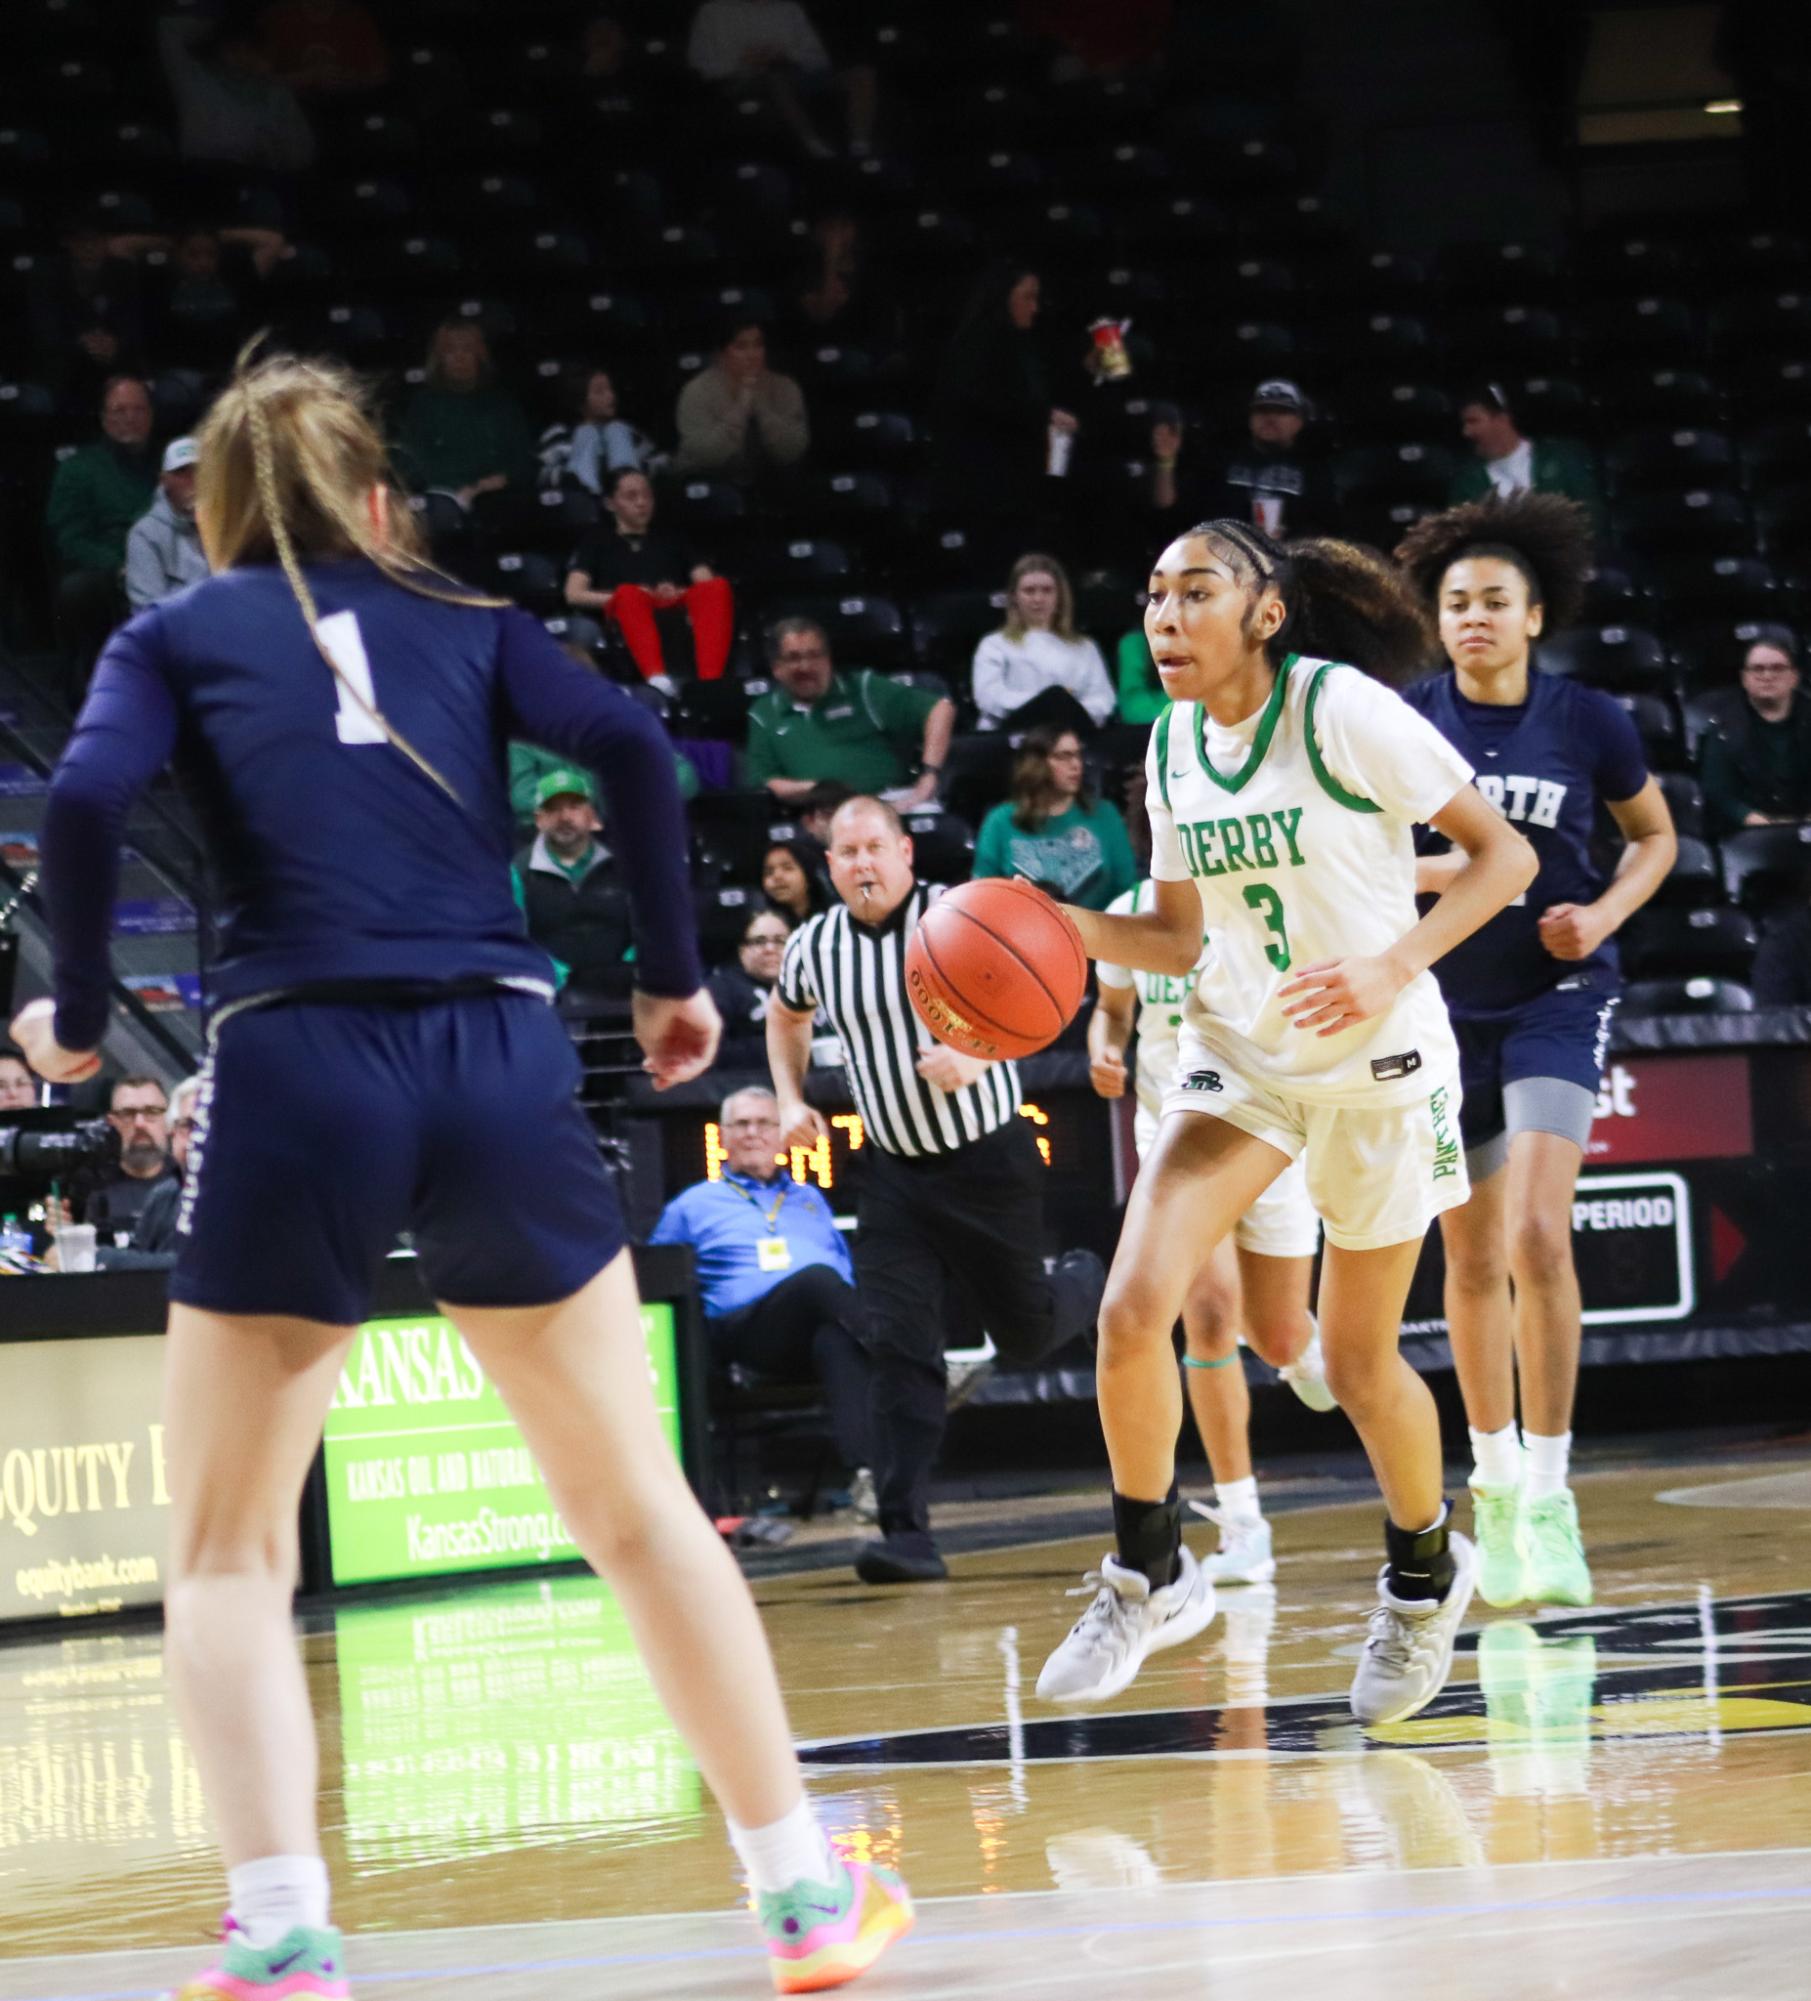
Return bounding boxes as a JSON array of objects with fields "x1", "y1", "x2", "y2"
[
  {"x1": 758, "y1": 1857, "x2": 913, "y2": 1994},
  {"x1": 166, "y1": 1922, "x2": 350, "y2": 2000}
]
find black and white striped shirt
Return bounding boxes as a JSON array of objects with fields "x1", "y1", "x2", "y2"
[{"x1": 777, "y1": 882, "x2": 1021, "y2": 1158}]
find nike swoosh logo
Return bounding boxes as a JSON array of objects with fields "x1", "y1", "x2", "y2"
[
  {"x1": 800, "y1": 1900, "x2": 848, "y2": 1917},
  {"x1": 267, "y1": 1951, "x2": 307, "y2": 1975},
  {"x1": 1170, "y1": 770, "x2": 1189, "y2": 780}
]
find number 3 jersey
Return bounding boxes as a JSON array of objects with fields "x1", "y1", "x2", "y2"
[
  {"x1": 41, "y1": 559, "x2": 703, "y2": 1046},
  {"x1": 1147, "y1": 653, "x2": 1475, "y2": 1106},
  {"x1": 1096, "y1": 878, "x2": 1199, "y2": 1120}
]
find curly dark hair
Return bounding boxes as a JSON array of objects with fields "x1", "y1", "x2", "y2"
[
  {"x1": 1181, "y1": 519, "x2": 1435, "y2": 688},
  {"x1": 1393, "y1": 493, "x2": 1593, "y2": 631}
]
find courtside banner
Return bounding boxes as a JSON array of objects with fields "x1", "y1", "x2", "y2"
[{"x1": 321, "y1": 1307, "x2": 681, "y2": 1587}]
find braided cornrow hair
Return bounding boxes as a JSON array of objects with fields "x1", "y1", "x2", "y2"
[
  {"x1": 200, "y1": 340, "x2": 511, "y2": 808},
  {"x1": 1185, "y1": 518, "x2": 1436, "y2": 687},
  {"x1": 1393, "y1": 492, "x2": 1593, "y2": 630}
]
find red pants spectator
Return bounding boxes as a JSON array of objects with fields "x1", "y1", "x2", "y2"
[{"x1": 608, "y1": 578, "x2": 734, "y2": 682}]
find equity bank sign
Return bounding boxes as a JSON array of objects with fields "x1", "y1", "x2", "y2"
[{"x1": 0, "y1": 1335, "x2": 172, "y2": 1622}]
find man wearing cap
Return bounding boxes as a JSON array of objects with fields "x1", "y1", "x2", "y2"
[
  {"x1": 1448, "y1": 382, "x2": 1605, "y2": 536},
  {"x1": 125, "y1": 436, "x2": 210, "y2": 610},
  {"x1": 514, "y1": 768, "x2": 633, "y2": 998},
  {"x1": 1149, "y1": 378, "x2": 1334, "y2": 539}
]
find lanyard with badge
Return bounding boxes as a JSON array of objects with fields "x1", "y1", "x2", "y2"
[{"x1": 729, "y1": 1175, "x2": 794, "y2": 1272}]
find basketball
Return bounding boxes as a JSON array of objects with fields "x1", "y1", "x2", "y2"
[{"x1": 905, "y1": 878, "x2": 1089, "y2": 1061}]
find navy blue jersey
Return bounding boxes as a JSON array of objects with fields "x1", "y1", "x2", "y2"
[
  {"x1": 43, "y1": 559, "x2": 702, "y2": 1048},
  {"x1": 1404, "y1": 667, "x2": 1648, "y2": 1017}
]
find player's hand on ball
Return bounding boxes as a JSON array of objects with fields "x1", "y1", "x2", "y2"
[
  {"x1": 1279, "y1": 956, "x2": 1408, "y2": 1037},
  {"x1": 1537, "y1": 902, "x2": 1607, "y2": 962},
  {"x1": 7, "y1": 999, "x2": 102, "y2": 1084},
  {"x1": 778, "y1": 1097, "x2": 828, "y2": 1151},
  {"x1": 634, "y1": 989, "x2": 721, "y2": 1091},
  {"x1": 1089, "y1": 1048, "x2": 1127, "y2": 1098},
  {"x1": 916, "y1": 1045, "x2": 988, "y2": 1092}
]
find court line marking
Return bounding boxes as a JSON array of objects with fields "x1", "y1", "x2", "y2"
[
  {"x1": 14, "y1": 1846, "x2": 1811, "y2": 1973},
  {"x1": 15, "y1": 1882, "x2": 1811, "y2": 2001}
]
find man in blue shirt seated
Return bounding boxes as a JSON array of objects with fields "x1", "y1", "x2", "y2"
[{"x1": 650, "y1": 1085, "x2": 873, "y2": 1501}]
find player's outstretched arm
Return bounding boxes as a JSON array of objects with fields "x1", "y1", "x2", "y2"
[{"x1": 1063, "y1": 876, "x2": 1201, "y2": 978}]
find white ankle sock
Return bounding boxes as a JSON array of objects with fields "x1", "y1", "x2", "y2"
[
  {"x1": 1523, "y1": 1431, "x2": 1572, "y2": 1501},
  {"x1": 227, "y1": 1855, "x2": 330, "y2": 1949},
  {"x1": 1215, "y1": 1476, "x2": 1261, "y2": 1521},
  {"x1": 1468, "y1": 1422, "x2": 1522, "y2": 1492},
  {"x1": 729, "y1": 1796, "x2": 837, "y2": 1893}
]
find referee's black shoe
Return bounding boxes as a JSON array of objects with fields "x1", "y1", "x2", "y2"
[{"x1": 856, "y1": 1536, "x2": 950, "y2": 1585}]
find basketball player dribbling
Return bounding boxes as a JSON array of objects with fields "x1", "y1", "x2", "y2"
[
  {"x1": 1090, "y1": 881, "x2": 1337, "y2": 1587},
  {"x1": 1397, "y1": 495, "x2": 1675, "y2": 1610},
  {"x1": 1036, "y1": 520, "x2": 1537, "y2": 1723},
  {"x1": 10, "y1": 349, "x2": 910, "y2": 2000}
]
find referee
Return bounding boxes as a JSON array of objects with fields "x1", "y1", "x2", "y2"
[{"x1": 768, "y1": 795, "x2": 1106, "y2": 1583}]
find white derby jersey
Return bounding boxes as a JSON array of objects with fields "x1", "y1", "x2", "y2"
[
  {"x1": 1147, "y1": 652, "x2": 1475, "y2": 1105},
  {"x1": 1096, "y1": 878, "x2": 1201, "y2": 1119}
]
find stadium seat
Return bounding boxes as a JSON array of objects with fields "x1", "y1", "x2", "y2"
[
  {"x1": 1733, "y1": 356, "x2": 1811, "y2": 420},
  {"x1": 1753, "y1": 484, "x2": 1811, "y2": 567},
  {"x1": 1438, "y1": 241, "x2": 1564, "y2": 303},
  {"x1": 1332, "y1": 442, "x2": 1457, "y2": 511},
  {"x1": 1621, "y1": 904, "x2": 1757, "y2": 982},
  {"x1": 1604, "y1": 427, "x2": 1737, "y2": 496},
  {"x1": 739, "y1": 537, "x2": 853, "y2": 595},
  {"x1": 1578, "y1": 561, "x2": 1653, "y2": 625},
  {"x1": 1655, "y1": 770, "x2": 1706, "y2": 840},
  {"x1": 899, "y1": 809, "x2": 975, "y2": 885},
  {"x1": 1710, "y1": 228, "x2": 1809, "y2": 288},
  {"x1": 1611, "y1": 691, "x2": 1687, "y2": 771},
  {"x1": 1620, "y1": 976, "x2": 1754, "y2": 1017},
  {"x1": 1651, "y1": 835, "x2": 1722, "y2": 908},
  {"x1": 1592, "y1": 366, "x2": 1721, "y2": 428},
  {"x1": 1333, "y1": 249, "x2": 1436, "y2": 308},
  {"x1": 769, "y1": 594, "x2": 911, "y2": 672},
  {"x1": 1537, "y1": 625, "x2": 1669, "y2": 693},
  {"x1": 1611, "y1": 489, "x2": 1751, "y2": 556},
  {"x1": 1446, "y1": 305, "x2": 1572, "y2": 371},
  {"x1": 1331, "y1": 313, "x2": 1436, "y2": 368},
  {"x1": 488, "y1": 551, "x2": 563, "y2": 615},
  {"x1": 1655, "y1": 555, "x2": 1779, "y2": 622},
  {"x1": 1581, "y1": 296, "x2": 1702, "y2": 366},
  {"x1": 694, "y1": 883, "x2": 768, "y2": 959},
  {"x1": 1713, "y1": 291, "x2": 1811, "y2": 360},
  {"x1": 1740, "y1": 420, "x2": 1811, "y2": 494},
  {"x1": 1501, "y1": 375, "x2": 1593, "y2": 438},
  {"x1": 1335, "y1": 379, "x2": 1454, "y2": 442},
  {"x1": 1719, "y1": 824, "x2": 1811, "y2": 912},
  {"x1": 910, "y1": 589, "x2": 1009, "y2": 677}
]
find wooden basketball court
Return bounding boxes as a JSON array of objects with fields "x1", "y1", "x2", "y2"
[{"x1": 3, "y1": 1458, "x2": 1808, "y2": 1999}]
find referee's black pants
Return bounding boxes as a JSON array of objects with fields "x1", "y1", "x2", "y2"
[
  {"x1": 710, "y1": 1263, "x2": 874, "y2": 1472},
  {"x1": 855, "y1": 1119, "x2": 1099, "y2": 1547}
]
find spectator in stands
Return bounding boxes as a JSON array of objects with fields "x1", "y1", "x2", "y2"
[
  {"x1": 258, "y1": 0, "x2": 389, "y2": 95},
  {"x1": 397, "y1": 321, "x2": 538, "y2": 514},
  {"x1": 746, "y1": 617, "x2": 954, "y2": 806},
  {"x1": 1115, "y1": 626, "x2": 1164, "y2": 725},
  {"x1": 794, "y1": 783, "x2": 854, "y2": 846},
  {"x1": 515, "y1": 768, "x2": 633, "y2": 998},
  {"x1": 930, "y1": 262, "x2": 1076, "y2": 533},
  {"x1": 85, "y1": 1075, "x2": 177, "y2": 1248},
  {"x1": 28, "y1": 215, "x2": 145, "y2": 405},
  {"x1": 1449, "y1": 382, "x2": 1605, "y2": 537},
  {"x1": 1699, "y1": 636, "x2": 1811, "y2": 836},
  {"x1": 650, "y1": 1085, "x2": 873, "y2": 1497},
  {"x1": 1151, "y1": 380, "x2": 1334, "y2": 538},
  {"x1": 157, "y1": 12, "x2": 317, "y2": 176},
  {"x1": 91, "y1": 1076, "x2": 202, "y2": 1272},
  {"x1": 0, "y1": 1047, "x2": 36, "y2": 1110},
  {"x1": 564, "y1": 469, "x2": 734, "y2": 687},
  {"x1": 548, "y1": 367, "x2": 665, "y2": 494},
  {"x1": 972, "y1": 724, "x2": 1138, "y2": 910},
  {"x1": 155, "y1": 223, "x2": 287, "y2": 366},
  {"x1": 126, "y1": 438, "x2": 209, "y2": 611},
  {"x1": 686, "y1": 0, "x2": 877, "y2": 160},
  {"x1": 674, "y1": 319, "x2": 810, "y2": 486},
  {"x1": 509, "y1": 644, "x2": 699, "y2": 821},
  {"x1": 971, "y1": 553, "x2": 1116, "y2": 732},
  {"x1": 763, "y1": 835, "x2": 833, "y2": 924},
  {"x1": 47, "y1": 374, "x2": 158, "y2": 685},
  {"x1": 785, "y1": 211, "x2": 904, "y2": 364},
  {"x1": 708, "y1": 910, "x2": 795, "y2": 1068}
]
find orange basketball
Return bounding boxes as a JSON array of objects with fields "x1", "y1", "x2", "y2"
[{"x1": 905, "y1": 878, "x2": 1089, "y2": 1061}]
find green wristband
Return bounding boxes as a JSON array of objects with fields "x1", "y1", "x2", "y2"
[{"x1": 1182, "y1": 1353, "x2": 1239, "y2": 1371}]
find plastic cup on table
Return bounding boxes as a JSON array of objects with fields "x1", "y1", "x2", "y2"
[{"x1": 58, "y1": 1224, "x2": 97, "y2": 1273}]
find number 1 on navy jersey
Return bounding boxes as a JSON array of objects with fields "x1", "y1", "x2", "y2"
[{"x1": 316, "y1": 609, "x2": 386, "y2": 745}]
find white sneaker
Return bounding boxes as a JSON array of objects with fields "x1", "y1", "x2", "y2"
[
  {"x1": 1349, "y1": 1531, "x2": 1478, "y2": 1726},
  {"x1": 1277, "y1": 1328, "x2": 1337, "y2": 1412},
  {"x1": 847, "y1": 1467, "x2": 879, "y2": 1524},
  {"x1": 1188, "y1": 1502, "x2": 1277, "y2": 1584},
  {"x1": 1036, "y1": 1548, "x2": 1216, "y2": 1704}
]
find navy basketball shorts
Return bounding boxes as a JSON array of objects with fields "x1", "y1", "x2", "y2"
[
  {"x1": 171, "y1": 992, "x2": 626, "y2": 1325},
  {"x1": 1454, "y1": 977, "x2": 1619, "y2": 1178}
]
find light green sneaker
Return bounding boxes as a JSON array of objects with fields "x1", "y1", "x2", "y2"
[
  {"x1": 1469, "y1": 1483, "x2": 1527, "y2": 1608},
  {"x1": 1523, "y1": 1489, "x2": 1593, "y2": 1607}
]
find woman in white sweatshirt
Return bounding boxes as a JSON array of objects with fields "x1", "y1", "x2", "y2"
[{"x1": 971, "y1": 553, "x2": 1117, "y2": 730}]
